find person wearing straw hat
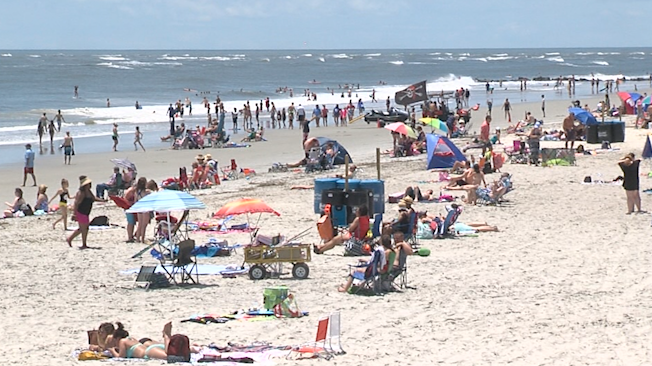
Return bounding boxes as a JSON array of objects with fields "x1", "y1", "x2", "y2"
[
  {"x1": 204, "y1": 153, "x2": 219, "y2": 185},
  {"x1": 192, "y1": 155, "x2": 206, "y2": 189},
  {"x1": 66, "y1": 175, "x2": 107, "y2": 249}
]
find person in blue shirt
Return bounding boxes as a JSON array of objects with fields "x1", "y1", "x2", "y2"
[
  {"x1": 22, "y1": 144, "x2": 36, "y2": 187},
  {"x1": 357, "y1": 99, "x2": 365, "y2": 115}
]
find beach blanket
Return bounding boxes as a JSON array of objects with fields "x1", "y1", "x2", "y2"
[
  {"x1": 121, "y1": 264, "x2": 248, "y2": 276},
  {"x1": 182, "y1": 309, "x2": 309, "y2": 325}
]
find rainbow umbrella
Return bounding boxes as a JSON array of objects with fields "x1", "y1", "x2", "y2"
[
  {"x1": 213, "y1": 198, "x2": 280, "y2": 240},
  {"x1": 419, "y1": 117, "x2": 449, "y2": 133},
  {"x1": 384, "y1": 122, "x2": 417, "y2": 139}
]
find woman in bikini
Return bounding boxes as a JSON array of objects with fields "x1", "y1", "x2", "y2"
[
  {"x1": 66, "y1": 176, "x2": 107, "y2": 249},
  {"x1": 108, "y1": 322, "x2": 172, "y2": 360},
  {"x1": 49, "y1": 178, "x2": 69, "y2": 230},
  {"x1": 134, "y1": 177, "x2": 151, "y2": 243}
]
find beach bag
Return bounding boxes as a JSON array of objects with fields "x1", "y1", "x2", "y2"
[
  {"x1": 583, "y1": 176, "x2": 592, "y2": 183},
  {"x1": 167, "y1": 334, "x2": 191, "y2": 363},
  {"x1": 78, "y1": 350, "x2": 109, "y2": 361},
  {"x1": 89, "y1": 215, "x2": 109, "y2": 226}
]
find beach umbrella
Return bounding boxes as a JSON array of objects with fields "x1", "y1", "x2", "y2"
[
  {"x1": 110, "y1": 158, "x2": 137, "y2": 172},
  {"x1": 568, "y1": 107, "x2": 598, "y2": 125},
  {"x1": 127, "y1": 190, "x2": 206, "y2": 213},
  {"x1": 213, "y1": 198, "x2": 280, "y2": 240},
  {"x1": 617, "y1": 91, "x2": 632, "y2": 102},
  {"x1": 643, "y1": 95, "x2": 652, "y2": 105},
  {"x1": 384, "y1": 122, "x2": 417, "y2": 139},
  {"x1": 419, "y1": 117, "x2": 449, "y2": 133},
  {"x1": 213, "y1": 198, "x2": 280, "y2": 218},
  {"x1": 643, "y1": 136, "x2": 652, "y2": 159},
  {"x1": 109, "y1": 195, "x2": 132, "y2": 210}
]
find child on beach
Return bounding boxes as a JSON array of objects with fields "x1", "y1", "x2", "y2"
[
  {"x1": 134, "y1": 126, "x2": 145, "y2": 152},
  {"x1": 49, "y1": 178, "x2": 69, "y2": 230}
]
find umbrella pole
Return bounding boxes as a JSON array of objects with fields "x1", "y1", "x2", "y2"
[
  {"x1": 167, "y1": 212, "x2": 174, "y2": 260},
  {"x1": 376, "y1": 148, "x2": 381, "y2": 180},
  {"x1": 345, "y1": 155, "x2": 350, "y2": 190}
]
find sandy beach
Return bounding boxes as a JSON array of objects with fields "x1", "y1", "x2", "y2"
[{"x1": 2, "y1": 92, "x2": 652, "y2": 366}]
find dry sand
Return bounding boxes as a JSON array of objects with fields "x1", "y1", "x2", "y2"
[{"x1": 2, "y1": 94, "x2": 652, "y2": 366}]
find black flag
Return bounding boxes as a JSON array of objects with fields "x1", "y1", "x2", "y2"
[{"x1": 394, "y1": 80, "x2": 428, "y2": 106}]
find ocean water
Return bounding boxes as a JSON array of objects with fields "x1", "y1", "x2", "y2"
[{"x1": 0, "y1": 48, "x2": 651, "y2": 151}]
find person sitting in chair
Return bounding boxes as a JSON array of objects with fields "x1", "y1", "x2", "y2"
[
  {"x1": 314, "y1": 205, "x2": 370, "y2": 255},
  {"x1": 338, "y1": 235, "x2": 392, "y2": 293},
  {"x1": 96, "y1": 167, "x2": 122, "y2": 199}
]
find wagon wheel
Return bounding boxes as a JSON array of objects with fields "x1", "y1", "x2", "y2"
[
  {"x1": 249, "y1": 264, "x2": 267, "y2": 280},
  {"x1": 292, "y1": 263, "x2": 310, "y2": 279}
]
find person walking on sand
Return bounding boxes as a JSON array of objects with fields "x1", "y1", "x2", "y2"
[
  {"x1": 232, "y1": 107, "x2": 239, "y2": 133},
  {"x1": 66, "y1": 176, "x2": 107, "y2": 249},
  {"x1": 541, "y1": 95, "x2": 546, "y2": 118},
  {"x1": 62, "y1": 131, "x2": 74, "y2": 165},
  {"x1": 134, "y1": 126, "x2": 145, "y2": 151},
  {"x1": 38, "y1": 113, "x2": 48, "y2": 145},
  {"x1": 49, "y1": 178, "x2": 70, "y2": 231},
  {"x1": 22, "y1": 144, "x2": 36, "y2": 187},
  {"x1": 618, "y1": 153, "x2": 645, "y2": 215},
  {"x1": 54, "y1": 110, "x2": 66, "y2": 132},
  {"x1": 112, "y1": 123, "x2": 119, "y2": 151},
  {"x1": 502, "y1": 98, "x2": 512, "y2": 122}
]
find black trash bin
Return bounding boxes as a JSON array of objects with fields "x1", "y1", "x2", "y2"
[
  {"x1": 597, "y1": 123, "x2": 614, "y2": 143},
  {"x1": 610, "y1": 121, "x2": 625, "y2": 142},
  {"x1": 586, "y1": 124, "x2": 599, "y2": 144}
]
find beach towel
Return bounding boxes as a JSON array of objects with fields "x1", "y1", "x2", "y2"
[{"x1": 121, "y1": 264, "x2": 248, "y2": 276}]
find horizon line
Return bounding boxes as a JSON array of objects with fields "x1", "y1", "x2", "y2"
[{"x1": 2, "y1": 46, "x2": 652, "y2": 52}]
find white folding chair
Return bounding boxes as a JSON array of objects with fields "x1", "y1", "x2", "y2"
[{"x1": 327, "y1": 312, "x2": 345, "y2": 355}]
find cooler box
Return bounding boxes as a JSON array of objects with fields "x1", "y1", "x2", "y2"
[
  {"x1": 264, "y1": 286, "x2": 289, "y2": 310},
  {"x1": 314, "y1": 178, "x2": 339, "y2": 213},
  {"x1": 331, "y1": 205, "x2": 348, "y2": 227},
  {"x1": 336, "y1": 179, "x2": 361, "y2": 191},
  {"x1": 596, "y1": 124, "x2": 613, "y2": 143},
  {"x1": 609, "y1": 121, "x2": 625, "y2": 142},
  {"x1": 359, "y1": 179, "x2": 385, "y2": 214}
]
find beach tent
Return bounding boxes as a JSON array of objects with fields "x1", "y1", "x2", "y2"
[
  {"x1": 568, "y1": 107, "x2": 598, "y2": 125},
  {"x1": 426, "y1": 134, "x2": 466, "y2": 170},
  {"x1": 617, "y1": 92, "x2": 641, "y2": 115},
  {"x1": 643, "y1": 136, "x2": 652, "y2": 159},
  {"x1": 315, "y1": 137, "x2": 352, "y2": 165}
]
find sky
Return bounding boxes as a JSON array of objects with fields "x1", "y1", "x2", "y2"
[{"x1": 1, "y1": 0, "x2": 650, "y2": 50}]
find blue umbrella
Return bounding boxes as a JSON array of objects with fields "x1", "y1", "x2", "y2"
[
  {"x1": 568, "y1": 107, "x2": 598, "y2": 125},
  {"x1": 127, "y1": 189, "x2": 206, "y2": 213}
]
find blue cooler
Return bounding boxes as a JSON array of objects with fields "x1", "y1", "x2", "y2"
[
  {"x1": 314, "y1": 178, "x2": 339, "y2": 213},
  {"x1": 336, "y1": 179, "x2": 361, "y2": 191},
  {"x1": 359, "y1": 179, "x2": 385, "y2": 214}
]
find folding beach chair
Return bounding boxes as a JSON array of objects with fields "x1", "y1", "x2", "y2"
[
  {"x1": 169, "y1": 239, "x2": 199, "y2": 285},
  {"x1": 107, "y1": 173, "x2": 124, "y2": 197},
  {"x1": 221, "y1": 159, "x2": 242, "y2": 181},
  {"x1": 434, "y1": 206, "x2": 462, "y2": 238},
  {"x1": 305, "y1": 147, "x2": 324, "y2": 173},
  {"x1": 389, "y1": 248, "x2": 410, "y2": 289},
  {"x1": 133, "y1": 262, "x2": 158, "y2": 290},
  {"x1": 348, "y1": 250, "x2": 383, "y2": 295},
  {"x1": 326, "y1": 312, "x2": 345, "y2": 355},
  {"x1": 405, "y1": 211, "x2": 419, "y2": 249},
  {"x1": 290, "y1": 316, "x2": 333, "y2": 360}
]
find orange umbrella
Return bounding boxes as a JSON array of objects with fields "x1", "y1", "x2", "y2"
[{"x1": 213, "y1": 198, "x2": 280, "y2": 218}]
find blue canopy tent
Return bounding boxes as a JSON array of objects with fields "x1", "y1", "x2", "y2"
[
  {"x1": 315, "y1": 137, "x2": 352, "y2": 165},
  {"x1": 426, "y1": 134, "x2": 466, "y2": 169},
  {"x1": 569, "y1": 107, "x2": 598, "y2": 125}
]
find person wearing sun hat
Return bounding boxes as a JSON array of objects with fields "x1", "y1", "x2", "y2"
[
  {"x1": 66, "y1": 175, "x2": 107, "y2": 249},
  {"x1": 390, "y1": 199, "x2": 411, "y2": 235}
]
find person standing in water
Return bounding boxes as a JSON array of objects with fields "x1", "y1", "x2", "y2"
[
  {"x1": 112, "y1": 123, "x2": 119, "y2": 152},
  {"x1": 48, "y1": 119, "x2": 56, "y2": 145},
  {"x1": 53, "y1": 110, "x2": 66, "y2": 132},
  {"x1": 74, "y1": 86, "x2": 78, "y2": 98},
  {"x1": 62, "y1": 131, "x2": 74, "y2": 165},
  {"x1": 134, "y1": 126, "x2": 145, "y2": 152}
]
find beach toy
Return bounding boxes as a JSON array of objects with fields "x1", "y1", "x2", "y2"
[{"x1": 416, "y1": 248, "x2": 430, "y2": 257}]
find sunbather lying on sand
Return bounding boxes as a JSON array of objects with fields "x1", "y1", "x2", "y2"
[
  {"x1": 88, "y1": 322, "x2": 116, "y2": 353},
  {"x1": 109, "y1": 321, "x2": 193, "y2": 360}
]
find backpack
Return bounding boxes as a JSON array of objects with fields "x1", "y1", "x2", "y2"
[
  {"x1": 89, "y1": 215, "x2": 109, "y2": 226},
  {"x1": 167, "y1": 334, "x2": 190, "y2": 363}
]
